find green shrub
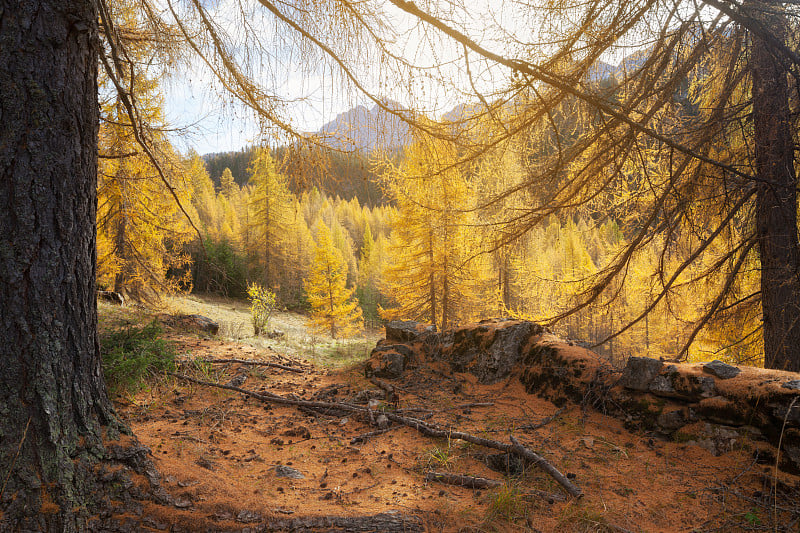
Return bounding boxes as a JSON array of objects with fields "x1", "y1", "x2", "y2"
[
  {"x1": 248, "y1": 283, "x2": 277, "y2": 335},
  {"x1": 100, "y1": 320, "x2": 176, "y2": 395}
]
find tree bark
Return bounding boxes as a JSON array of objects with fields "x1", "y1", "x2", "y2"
[
  {"x1": 0, "y1": 1, "x2": 117, "y2": 529},
  {"x1": 749, "y1": 1, "x2": 800, "y2": 371}
]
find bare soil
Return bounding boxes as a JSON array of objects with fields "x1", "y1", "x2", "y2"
[{"x1": 104, "y1": 299, "x2": 800, "y2": 532}]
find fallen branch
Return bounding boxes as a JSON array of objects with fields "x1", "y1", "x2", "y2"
[
  {"x1": 395, "y1": 402, "x2": 494, "y2": 415},
  {"x1": 169, "y1": 373, "x2": 583, "y2": 498},
  {"x1": 518, "y1": 407, "x2": 565, "y2": 431},
  {"x1": 381, "y1": 411, "x2": 583, "y2": 498},
  {"x1": 262, "y1": 510, "x2": 422, "y2": 532},
  {"x1": 424, "y1": 471, "x2": 501, "y2": 489},
  {"x1": 522, "y1": 489, "x2": 567, "y2": 503},
  {"x1": 177, "y1": 357, "x2": 305, "y2": 373},
  {"x1": 350, "y1": 426, "x2": 401, "y2": 444}
]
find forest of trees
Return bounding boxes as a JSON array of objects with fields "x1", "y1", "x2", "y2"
[{"x1": 2, "y1": 0, "x2": 799, "y2": 528}]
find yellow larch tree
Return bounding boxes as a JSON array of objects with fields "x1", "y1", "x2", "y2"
[
  {"x1": 96, "y1": 7, "x2": 191, "y2": 300},
  {"x1": 305, "y1": 222, "x2": 363, "y2": 339},
  {"x1": 248, "y1": 147, "x2": 292, "y2": 290},
  {"x1": 381, "y1": 129, "x2": 490, "y2": 331}
]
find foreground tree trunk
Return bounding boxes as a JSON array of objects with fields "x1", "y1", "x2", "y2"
[
  {"x1": 0, "y1": 0, "x2": 118, "y2": 528},
  {"x1": 749, "y1": 2, "x2": 800, "y2": 371}
]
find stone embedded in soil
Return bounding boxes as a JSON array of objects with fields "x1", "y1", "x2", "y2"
[
  {"x1": 703, "y1": 360, "x2": 741, "y2": 380},
  {"x1": 273, "y1": 464, "x2": 305, "y2": 479},
  {"x1": 236, "y1": 510, "x2": 262, "y2": 523},
  {"x1": 784, "y1": 380, "x2": 800, "y2": 391}
]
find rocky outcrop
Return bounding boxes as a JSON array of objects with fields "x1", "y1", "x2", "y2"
[
  {"x1": 365, "y1": 344, "x2": 416, "y2": 379},
  {"x1": 157, "y1": 314, "x2": 219, "y2": 336},
  {"x1": 368, "y1": 318, "x2": 800, "y2": 473},
  {"x1": 385, "y1": 320, "x2": 436, "y2": 342}
]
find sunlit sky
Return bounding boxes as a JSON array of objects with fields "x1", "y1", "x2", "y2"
[
  {"x1": 160, "y1": 0, "x2": 521, "y2": 155},
  {"x1": 160, "y1": 0, "x2": 661, "y2": 156}
]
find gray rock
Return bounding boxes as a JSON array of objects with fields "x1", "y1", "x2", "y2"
[
  {"x1": 385, "y1": 320, "x2": 435, "y2": 342},
  {"x1": 374, "y1": 352, "x2": 405, "y2": 378},
  {"x1": 237, "y1": 510, "x2": 262, "y2": 523},
  {"x1": 783, "y1": 380, "x2": 800, "y2": 391},
  {"x1": 657, "y1": 410, "x2": 686, "y2": 431},
  {"x1": 771, "y1": 403, "x2": 800, "y2": 425},
  {"x1": 697, "y1": 376, "x2": 717, "y2": 398},
  {"x1": 618, "y1": 357, "x2": 663, "y2": 391},
  {"x1": 366, "y1": 344, "x2": 415, "y2": 378},
  {"x1": 450, "y1": 321, "x2": 543, "y2": 384},
  {"x1": 273, "y1": 464, "x2": 304, "y2": 479},
  {"x1": 376, "y1": 414, "x2": 389, "y2": 429},
  {"x1": 98, "y1": 290, "x2": 124, "y2": 305},
  {"x1": 703, "y1": 360, "x2": 741, "y2": 379},
  {"x1": 649, "y1": 375, "x2": 676, "y2": 396}
]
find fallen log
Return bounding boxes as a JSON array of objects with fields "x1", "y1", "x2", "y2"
[
  {"x1": 262, "y1": 510, "x2": 422, "y2": 532},
  {"x1": 424, "y1": 472, "x2": 501, "y2": 489},
  {"x1": 177, "y1": 357, "x2": 305, "y2": 373},
  {"x1": 169, "y1": 373, "x2": 583, "y2": 498}
]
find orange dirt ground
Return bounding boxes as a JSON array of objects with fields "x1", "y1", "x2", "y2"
[{"x1": 115, "y1": 334, "x2": 800, "y2": 532}]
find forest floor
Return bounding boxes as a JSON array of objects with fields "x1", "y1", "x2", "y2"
[{"x1": 100, "y1": 295, "x2": 800, "y2": 532}]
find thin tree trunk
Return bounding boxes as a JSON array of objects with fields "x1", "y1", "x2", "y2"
[
  {"x1": 0, "y1": 0, "x2": 118, "y2": 529},
  {"x1": 749, "y1": 1, "x2": 800, "y2": 371},
  {"x1": 429, "y1": 229, "x2": 437, "y2": 330},
  {"x1": 114, "y1": 213, "x2": 127, "y2": 293},
  {"x1": 264, "y1": 198, "x2": 272, "y2": 288}
]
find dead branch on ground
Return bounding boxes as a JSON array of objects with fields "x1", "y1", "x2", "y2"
[
  {"x1": 177, "y1": 357, "x2": 305, "y2": 373},
  {"x1": 425, "y1": 472, "x2": 501, "y2": 489},
  {"x1": 169, "y1": 372, "x2": 583, "y2": 498}
]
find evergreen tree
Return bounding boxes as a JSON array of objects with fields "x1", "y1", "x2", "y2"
[
  {"x1": 305, "y1": 222, "x2": 364, "y2": 338},
  {"x1": 219, "y1": 167, "x2": 238, "y2": 199},
  {"x1": 96, "y1": 6, "x2": 191, "y2": 300},
  {"x1": 248, "y1": 147, "x2": 292, "y2": 290},
  {"x1": 381, "y1": 130, "x2": 490, "y2": 330}
]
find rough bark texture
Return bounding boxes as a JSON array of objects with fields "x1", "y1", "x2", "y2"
[
  {"x1": 0, "y1": 0, "x2": 116, "y2": 529},
  {"x1": 750, "y1": 2, "x2": 800, "y2": 371}
]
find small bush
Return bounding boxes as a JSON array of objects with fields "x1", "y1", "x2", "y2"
[
  {"x1": 100, "y1": 320, "x2": 176, "y2": 395},
  {"x1": 248, "y1": 283, "x2": 277, "y2": 336}
]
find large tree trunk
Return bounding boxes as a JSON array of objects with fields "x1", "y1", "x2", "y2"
[
  {"x1": 0, "y1": 0, "x2": 117, "y2": 528},
  {"x1": 749, "y1": 2, "x2": 800, "y2": 371}
]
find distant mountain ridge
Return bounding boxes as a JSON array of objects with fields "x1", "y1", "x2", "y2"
[
  {"x1": 315, "y1": 99, "x2": 410, "y2": 151},
  {"x1": 313, "y1": 51, "x2": 652, "y2": 151}
]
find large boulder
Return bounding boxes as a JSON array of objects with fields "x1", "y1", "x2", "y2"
[
  {"x1": 364, "y1": 344, "x2": 416, "y2": 379},
  {"x1": 429, "y1": 319, "x2": 545, "y2": 384}
]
